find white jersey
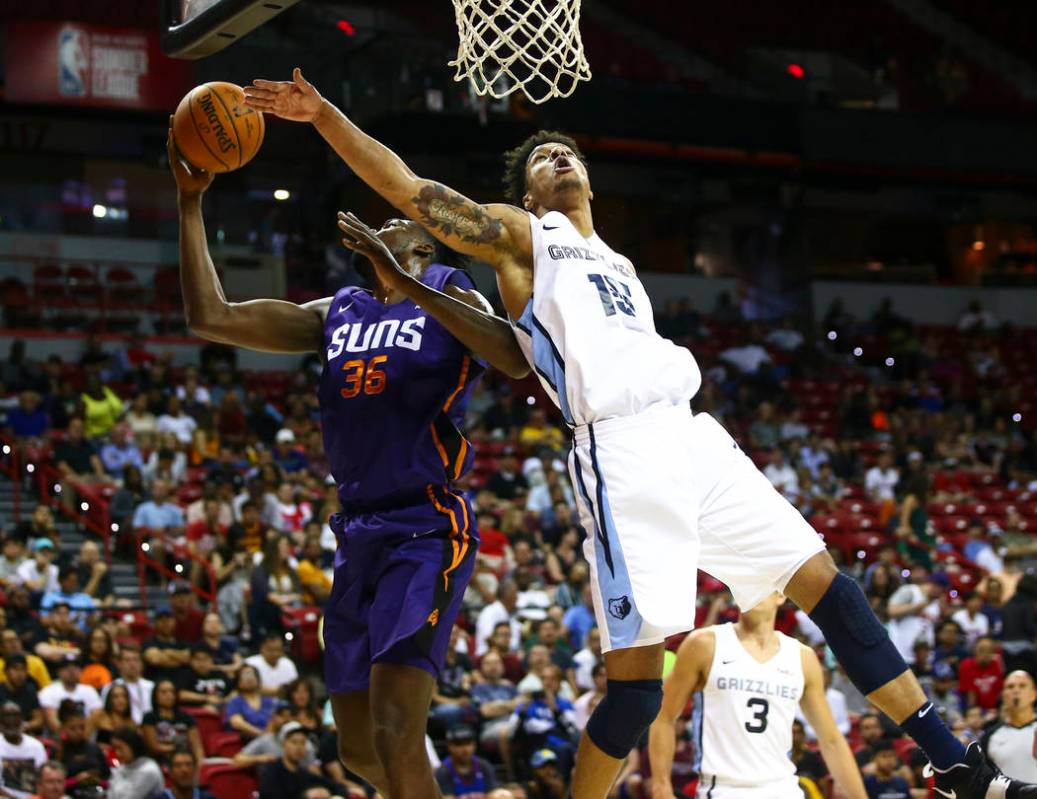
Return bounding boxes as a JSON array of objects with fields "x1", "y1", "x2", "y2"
[
  {"x1": 693, "y1": 624, "x2": 804, "y2": 796},
  {"x1": 513, "y1": 210, "x2": 701, "y2": 425}
]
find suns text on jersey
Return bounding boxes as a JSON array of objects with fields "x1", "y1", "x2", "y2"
[{"x1": 326, "y1": 317, "x2": 426, "y2": 360}]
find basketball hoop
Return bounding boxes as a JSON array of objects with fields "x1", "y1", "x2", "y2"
[{"x1": 450, "y1": 0, "x2": 591, "y2": 105}]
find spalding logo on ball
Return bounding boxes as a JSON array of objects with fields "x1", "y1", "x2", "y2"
[{"x1": 173, "y1": 81, "x2": 265, "y2": 173}]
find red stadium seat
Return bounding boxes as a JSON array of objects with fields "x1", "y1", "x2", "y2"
[
  {"x1": 200, "y1": 764, "x2": 257, "y2": 797},
  {"x1": 182, "y1": 706, "x2": 224, "y2": 755},
  {"x1": 206, "y1": 731, "x2": 244, "y2": 758},
  {"x1": 933, "y1": 516, "x2": 970, "y2": 534},
  {"x1": 282, "y1": 606, "x2": 322, "y2": 663}
]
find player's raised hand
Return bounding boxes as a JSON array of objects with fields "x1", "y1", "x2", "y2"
[
  {"x1": 167, "y1": 117, "x2": 213, "y2": 198},
  {"x1": 337, "y1": 211, "x2": 410, "y2": 290},
  {"x1": 244, "y1": 67, "x2": 323, "y2": 123}
]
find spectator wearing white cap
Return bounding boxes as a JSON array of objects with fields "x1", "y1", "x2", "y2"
[
  {"x1": 257, "y1": 722, "x2": 340, "y2": 799},
  {"x1": 273, "y1": 429, "x2": 308, "y2": 476}
]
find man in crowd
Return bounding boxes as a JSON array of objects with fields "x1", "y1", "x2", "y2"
[
  {"x1": 143, "y1": 607, "x2": 191, "y2": 682},
  {"x1": 0, "y1": 630, "x2": 50, "y2": 691},
  {"x1": 980, "y1": 670, "x2": 1037, "y2": 782},
  {"x1": 959, "y1": 636, "x2": 1005, "y2": 715},
  {"x1": 435, "y1": 725, "x2": 499, "y2": 798},
  {"x1": 0, "y1": 537, "x2": 25, "y2": 591},
  {"x1": 524, "y1": 749, "x2": 567, "y2": 799},
  {"x1": 233, "y1": 702, "x2": 316, "y2": 770},
  {"x1": 102, "y1": 645, "x2": 154, "y2": 724},
  {"x1": 0, "y1": 654, "x2": 43, "y2": 735},
  {"x1": 99, "y1": 422, "x2": 143, "y2": 479},
  {"x1": 30, "y1": 760, "x2": 68, "y2": 799},
  {"x1": 245, "y1": 633, "x2": 299, "y2": 696},
  {"x1": 886, "y1": 567, "x2": 944, "y2": 663},
  {"x1": 258, "y1": 722, "x2": 340, "y2": 799},
  {"x1": 132, "y1": 479, "x2": 186, "y2": 538},
  {"x1": 476, "y1": 581, "x2": 521, "y2": 657},
  {"x1": 471, "y1": 652, "x2": 520, "y2": 754},
  {"x1": 40, "y1": 568, "x2": 95, "y2": 625},
  {"x1": 32, "y1": 605, "x2": 83, "y2": 672},
  {"x1": 176, "y1": 646, "x2": 231, "y2": 711},
  {"x1": 863, "y1": 739, "x2": 911, "y2": 799},
  {"x1": 169, "y1": 582, "x2": 205, "y2": 643},
  {"x1": 17, "y1": 539, "x2": 58, "y2": 596},
  {"x1": 37, "y1": 656, "x2": 101, "y2": 734},
  {"x1": 73, "y1": 541, "x2": 111, "y2": 607},
  {"x1": 159, "y1": 748, "x2": 214, "y2": 799},
  {"x1": 53, "y1": 417, "x2": 107, "y2": 507},
  {"x1": 0, "y1": 702, "x2": 47, "y2": 799}
]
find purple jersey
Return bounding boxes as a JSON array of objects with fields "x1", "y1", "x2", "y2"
[{"x1": 318, "y1": 263, "x2": 484, "y2": 506}]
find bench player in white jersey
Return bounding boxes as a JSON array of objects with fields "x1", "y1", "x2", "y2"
[
  {"x1": 245, "y1": 69, "x2": 1037, "y2": 799},
  {"x1": 648, "y1": 593, "x2": 866, "y2": 799}
]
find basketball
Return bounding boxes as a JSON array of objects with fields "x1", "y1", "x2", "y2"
[{"x1": 172, "y1": 81, "x2": 264, "y2": 173}]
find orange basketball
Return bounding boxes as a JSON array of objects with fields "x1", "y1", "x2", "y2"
[{"x1": 172, "y1": 81, "x2": 264, "y2": 173}]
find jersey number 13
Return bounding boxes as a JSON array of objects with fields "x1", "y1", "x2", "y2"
[{"x1": 588, "y1": 274, "x2": 635, "y2": 317}]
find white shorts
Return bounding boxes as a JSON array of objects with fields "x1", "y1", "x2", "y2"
[
  {"x1": 695, "y1": 775, "x2": 804, "y2": 799},
  {"x1": 569, "y1": 405, "x2": 825, "y2": 653}
]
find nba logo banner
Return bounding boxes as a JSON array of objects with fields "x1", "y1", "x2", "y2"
[
  {"x1": 58, "y1": 27, "x2": 90, "y2": 98},
  {"x1": 6, "y1": 21, "x2": 192, "y2": 111}
]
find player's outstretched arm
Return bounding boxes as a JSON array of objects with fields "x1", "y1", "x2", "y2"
[
  {"x1": 647, "y1": 629, "x2": 714, "y2": 799},
  {"x1": 243, "y1": 70, "x2": 532, "y2": 269},
  {"x1": 169, "y1": 123, "x2": 328, "y2": 354},
  {"x1": 798, "y1": 646, "x2": 868, "y2": 799},
  {"x1": 338, "y1": 212, "x2": 530, "y2": 379}
]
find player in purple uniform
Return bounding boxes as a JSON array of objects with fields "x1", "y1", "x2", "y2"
[{"x1": 168, "y1": 124, "x2": 529, "y2": 799}]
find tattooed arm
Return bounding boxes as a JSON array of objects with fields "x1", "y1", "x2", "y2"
[{"x1": 244, "y1": 70, "x2": 532, "y2": 271}]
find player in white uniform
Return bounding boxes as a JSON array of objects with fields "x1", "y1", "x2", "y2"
[
  {"x1": 648, "y1": 594, "x2": 865, "y2": 799},
  {"x1": 246, "y1": 70, "x2": 1037, "y2": 799}
]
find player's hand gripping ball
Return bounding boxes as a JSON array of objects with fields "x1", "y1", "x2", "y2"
[{"x1": 172, "y1": 81, "x2": 264, "y2": 173}]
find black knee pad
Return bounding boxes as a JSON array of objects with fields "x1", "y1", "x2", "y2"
[
  {"x1": 585, "y1": 678, "x2": 662, "y2": 759},
  {"x1": 809, "y1": 573, "x2": 908, "y2": 694}
]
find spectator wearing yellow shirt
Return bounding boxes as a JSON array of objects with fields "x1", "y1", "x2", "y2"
[
  {"x1": 0, "y1": 629, "x2": 52, "y2": 689},
  {"x1": 296, "y1": 537, "x2": 331, "y2": 606},
  {"x1": 78, "y1": 374, "x2": 124, "y2": 440},
  {"x1": 518, "y1": 408, "x2": 564, "y2": 451}
]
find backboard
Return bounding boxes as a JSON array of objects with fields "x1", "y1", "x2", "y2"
[{"x1": 160, "y1": 0, "x2": 302, "y2": 59}]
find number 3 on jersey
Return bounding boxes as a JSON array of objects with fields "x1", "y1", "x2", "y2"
[
  {"x1": 588, "y1": 274, "x2": 635, "y2": 317},
  {"x1": 745, "y1": 698, "x2": 769, "y2": 733},
  {"x1": 341, "y1": 355, "x2": 388, "y2": 398}
]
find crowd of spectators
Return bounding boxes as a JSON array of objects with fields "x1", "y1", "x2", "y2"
[{"x1": 0, "y1": 293, "x2": 1032, "y2": 798}]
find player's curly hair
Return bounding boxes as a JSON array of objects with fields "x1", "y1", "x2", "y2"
[{"x1": 502, "y1": 130, "x2": 587, "y2": 206}]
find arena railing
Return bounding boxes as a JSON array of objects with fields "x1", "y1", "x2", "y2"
[
  {"x1": 133, "y1": 526, "x2": 217, "y2": 608},
  {"x1": 0, "y1": 432, "x2": 113, "y2": 563},
  {"x1": 0, "y1": 433, "x2": 24, "y2": 524},
  {"x1": 35, "y1": 463, "x2": 113, "y2": 565}
]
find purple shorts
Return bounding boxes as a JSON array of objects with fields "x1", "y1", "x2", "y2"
[{"x1": 323, "y1": 486, "x2": 477, "y2": 694}]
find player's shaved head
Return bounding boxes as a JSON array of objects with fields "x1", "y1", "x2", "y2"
[{"x1": 502, "y1": 130, "x2": 586, "y2": 206}]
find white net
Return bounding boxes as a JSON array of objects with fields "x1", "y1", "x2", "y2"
[{"x1": 450, "y1": 0, "x2": 591, "y2": 105}]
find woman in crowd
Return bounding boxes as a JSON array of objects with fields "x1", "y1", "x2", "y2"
[
  {"x1": 141, "y1": 679, "x2": 204, "y2": 765},
  {"x1": 80, "y1": 627, "x2": 116, "y2": 690},
  {"x1": 88, "y1": 682, "x2": 133, "y2": 745},
  {"x1": 57, "y1": 699, "x2": 110, "y2": 794},
  {"x1": 249, "y1": 536, "x2": 302, "y2": 636},
  {"x1": 285, "y1": 677, "x2": 323, "y2": 741},
  {"x1": 224, "y1": 664, "x2": 276, "y2": 739},
  {"x1": 108, "y1": 727, "x2": 164, "y2": 799},
  {"x1": 79, "y1": 373, "x2": 123, "y2": 440}
]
